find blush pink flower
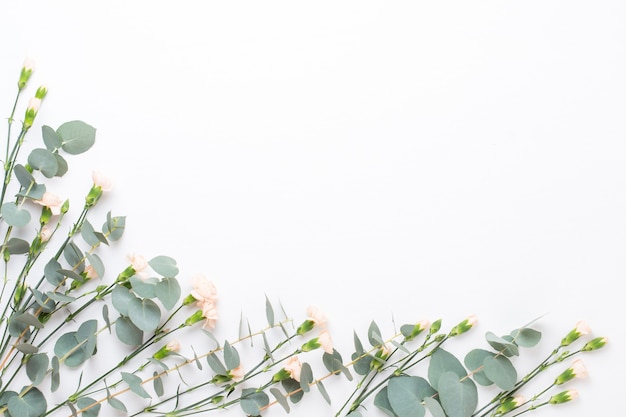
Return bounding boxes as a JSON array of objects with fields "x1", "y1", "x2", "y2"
[
  {"x1": 318, "y1": 329, "x2": 334, "y2": 354},
  {"x1": 191, "y1": 274, "x2": 218, "y2": 304},
  {"x1": 84, "y1": 265, "x2": 98, "y2": 280},
  {"x1": 166, "y1": 340, "x2": 181, "y2": 353},
  {"x1": 284, "y1": 356, "x2": 302, "y2": 382},
  {"x1": 128, "y1": 253, "x2": 148, "y2": 272},
  {"x1": 200, "y1": 301, "x2": 218, "y2": 329},
  {"x1": 229, "y1": 365, "x2": 245, "y2": 382},
  {"x1": 34, "y1": 191, "x2": 64, "y2": 215},
  {"x1": 92, "y1": 171, "x2": 113, "y2": 192},
  {"x1": 306, "y1": 305, "x2": 328, "y2": 327},
  {"x1": 40, "y1": 225, "x2": 52, "y2": 242}
]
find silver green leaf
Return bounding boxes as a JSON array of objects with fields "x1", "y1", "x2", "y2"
[
  {"x1": 57, "y1": 120, "x2": 96, "y2": 155},
  {"x1": 155, "y1": 277, "x2": 181, "y2": 310},
  {"x1": 42, "y1": 125, "x2": 62, "y2": 151},
  {"x1": 206, "y1": 353, "x2": 227, "y2": 375},
  {"x1": 368, "y1": 321, "x2": 384, "y2": 346},
  {"x1": 7, "y1": 387, "x2": 47, "y2": 417},
  {"x1": 464, "y1": 349, "x2": 494, "y2": 386},
  {"x1": 76, "y1": 397, "x2": 100, "y2": 417},
  {"x1": 510, "y1": 327, "x2": 541, "y2": 347},
  {"x1": 5, "y1": 238, "x2": 29, "y2": 255},
  {"x1": 424, "y1": 396, "x2": 446, "y2": 417},
  {"x1": 26, "y1": 353, "x2": 49, "y2": 385},
  {"x1": 387, "y1": 376, "x2": 426, "y2": 417},
  {"x1": 317, "y1": 380, "x2": 332, "y2": 405},
  {"x1": 373, "y1": 387, "x2": 396, "y2": 417},
  {"x1": 127, "y1": 298, "x2": 161, "y2": 333},
  {"x1": 240, "y1": 388, "x2": 269, "y2": 416},
  {"x1": 115, "y1": 316, "x2": 143, "y2": 346},
  {"x1": 223, "y1": 340, "x2": 240, "y2": 371},
  {"x1": 87, "y1": 253, "x2": 105, "y2": 279},
  {"x1": 483, "y1": 355, "x2": 517, "y2": 390},
  {"x1": 438, "y1": 371, "x2": 478, "y2": 417},
  {"x1": 270, "y1": 388, "x2": 290, "y2": 412},
  {"x1": 299, "y1": 362, "x2": 313, "y2": 393},
  {"x1": 485, "y1": 332, "x2": 519, "y2": 357},
  {"x1": 428, "y1": 348, "x2": 467, "y2": 390},
  {"x1": 1, "y1": 202, "x2": 31, "y2": 227},
  {"x1": 153, "y1": 372, "x2": 164, "y2": 397},
  {"x1": 121, "y1": 372, "x2": 151, "y2": 399},
  {"x1": 148, "y1": 255, "x2": 178, "y2": 277},
  {"x1": 28, "y1": 148, "x2": 58, "y2": 178},
  {"x1": 265, "y1": 295, "x2": 274, "y2": 326}
]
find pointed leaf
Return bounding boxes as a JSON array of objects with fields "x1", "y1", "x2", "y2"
[
  {"x1": 223, "y1": 340, "x2": 240, "y2": 371},
  {"x1": 270, "y1": 388, "x2": 290, "y2": 412},
  {"x1": 42, "y1": 125, "x2": 62, "y2": 150},
  {"x1": 121, "y1": 372, "x2": 151, "y2": 399}
]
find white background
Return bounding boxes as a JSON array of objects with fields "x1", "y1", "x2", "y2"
[{"x1": 0, "y1": 1, "x2": 623, "y2": 416}]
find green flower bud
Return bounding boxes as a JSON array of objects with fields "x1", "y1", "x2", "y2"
[
  {"x1": 582, "y1": 336, "x2": 608, "y2": 351},
  {"x1": 184, "y1": 310, "x2": 204, "y2": 327},
  {"x1": 429, "y1": 319, "x2": 442, "y2": 335},
  {"x1": 495, "y1": 396, "x2": 524, "y2": 414},
  {"x1": 35, "y1": 85, "x2": 48, "y2": 99},
  {"x1": 23, "y1": 97, "x2": 41, "y2": 130},
  {"x1": 450, "y1": 315, "x2": 477, "y2": 337},
  {"x1": 548, "y1": 389, "x2": 578, "y2": 404},
  {"x1": 555, "y1": 359, "x2": 586, "y2": 385},
  {"x1": 561, "y1": 321, "x2": 590, "y2": 347},
  {"x1": 272, "y1": 368, "x2": 292, "y2": 383},
  {"x1": 301, "y1": 337, "x2": 321, "y2": 352},
  {"x1": 18, "y1": 58, "x2": 35, "y2": 89},
  {"x1": 296, "y1": 319, "x2": 315, "y2": 335}
]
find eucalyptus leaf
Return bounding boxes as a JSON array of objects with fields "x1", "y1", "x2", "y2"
[
  {"x1": 368, "y1": 321, "x2": 384, "y2": 346},
  {"x1": 373, "y1": 387, "x2": 396, "y2": 417},
  {"x1": 240, "y1": 388, "x2": 268, "y2": 416},
  {"x1": 428, "y1": 348, "x2": 467, "y2": 390},
  {"x1": 53, "y1": 153, "x2": 68, "y2": 177},
  {"x1": 14, "y1": 312, "x2": 44, "y2": 329},
  {"x1": 44, "y1": 259, "x2": 64, "y2": 285},
  {"x1": 5, "y1": 238, "x2": 30, "y2": 254},
  {"x1": 130, "y1": 276, "x2": 158, "y2": 299},
  {"x1": 121, "y1": 372, "x2": 151, "y2": 399},
  {"x1": 42, "y1": 125, "x2": 62, "y2": 151},
  {"x1": 510, "y1": 327, "x2": 541, "y2": 347},
  {"x1": 438, "y1": 372, "x2": 478, "y2": 417},
  {"x1": 115, "y1": 316, "x2": 143, "y2": 346},
  {"x1": 16, "y1": 343, "x2": 38, "y2": 355},
  {"x1": 63, "y1": 242, "x2": 85, "y2": 273},
  {"x1": 7, "y1": 387, "x2": 47, "y2": 417},
  {"x1": 28, "y1": 148, "x2": 58, "y2": 178},
  {"x1": 265, "y1": 295, "x2": 274, "y2": 326},
  {"x1": 423, "y1": 396, "x2": 446, "y2": 417},
  {"x1": 223, "y1": 340, "x2": 240, "y2": 371},
  {"x1": 270, "y1": 388, "x2": 290, "y2": 412},
  {"x1": 317, "y1": 380, "x2": 331, "y2": 405},
  {"x1": 127, "y1": 298, "x2": 161, "y2": 333},
  {"x1": 483, "y1": 355, "x2": 517, "y2": 390},
  {"x1": 50, "y1": 356, "x2": 60, "y2": 392},
  {"x1": 57, "y1": 120, "x2": 96, "y2": 154},
  {"x1": 281, "y1": 379, "x2": 303, "y2": 403},
  {"x1": 148, "y1": 255, "x2": 178, "y2": 277},
  {"x1": 103, "y1": 213, "x2": 125, "y2": 241},
  {"x1": 54, "y1": 320, "x2": 98, "y2": 367},
  {"x1": 206, "y1": 353, "x2": 227, "y2": 375},
  {"x1": 112, "y1": 285, "x2": 136, "y2": 316},
  {"x1": 107, "y1": 396, "x2": 127, "y2": 412},
  {"x1": 76, "y1": 397, "x2": 100, "y2": 417},
  {"x1": 14, "y1": 164, "x2": 36, "y2": 188},
  {"x1": 87, "y1": 253, "x2": 105, "y2": 279},
  {"x1": 46, "y1": 291, "x2": 76, "y2": 303},
  {"x1": 299, "y1": 362, "x2": 313, "y2": 393},
  {"x1": 26, "y1": 353, "x2": 49, "y2": 385},
  {"x1": 155, "y1": 277, "x2": 181, "y2": 310},
  {"x1": 485, "y1": 332, "x2": 519, "y2": 357},
  {"x1": 387, "y1": 376, "x2": 426, "y2": 417},
  {"x1": 1, "y1": 202, "x2": 31, "y2": 227},
  {"x1": 153, "y1": 372, "x2": 164, "y2": 396},
  {"x1": 463, "y1": 349, "x2": 494, "y2": 386}
]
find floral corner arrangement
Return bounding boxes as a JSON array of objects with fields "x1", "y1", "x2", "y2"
[{"x1": 0, "y1": 58, "x2": 608, "y2": 417}]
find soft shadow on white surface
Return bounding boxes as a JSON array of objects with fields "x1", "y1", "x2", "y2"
[{"x1": 0, "y1": 1, "x2": 623, "y2": 416}]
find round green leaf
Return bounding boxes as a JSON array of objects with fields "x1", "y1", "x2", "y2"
[
  {"x1": 485, "y1": 332, "x2": 519, "y2": 357},
  {"x1": 57, "y1": 120, "x2": 96, "y2": 155},
  {"x1": 13, "y1": 164, "x2": 35, "y2": 188},
  {"x1": 1, "y1": 203, "x2": 31, "y2": 227},
  {"x1": 424, "y1": 397, "x2": 446, "y2": 417},
  {"x1": 53, "y1": 153, "x2": 68, "y2": 177},
  {"x1": 8, "y1": 387, "x2": 47, "y2": 417},
  {"x1": 240, "y1": 388, "x2": 269, "y2": 416},
  {"x1": 438, "y1": 372, "x2": 478, "y2": 417},
  {"x1": 115, "y1": 316, "x2": 143, "y2": 346},
  {"x1": 148, "y1": 255, "x2": 179, "y2": 277},
  {"x1": 128, "y1": 298, "x2": 161, "y2": 333},
  {"x1": 428, "y1": 348, "x2": 467, "y2": 390},
  {"x1": 112, "y1": 285, "x2": 136, "y2": 316},
  {"x1": 76, "y1": 397, "x2": 101, "y2": 417},
  {"x1": 156, "y1": 277, "x2": 181, "y2": 310},
  {"x1": 27, "y1": 148, "x2": 58, "y2": 178},
  {"x1": 130, "y1": 276, "x2": 158, "y2": 299},
  {"x1": 26, "y1": 353, "x2": 49, "y2": 385},
  {"x1": 5, "y1": 238, "x2": 30, "y2": 255},
  {"x1": 42, "y1": 125, "x2": 61, "y2": 151},
  {"x1": 510, "y1": 327, "x2": 542, "y2": 347},
  {"x1": 387, "y1": 376, "x2": 426, "y2": 417},
  {"x1": 483, "y1": 356, "x2": 517, "y2": 390},
  {"x1": 464, "y1": 349, "x2": 495, "y2": 386},
  {"x1": 373, "y1": 387, "x2": 395, "y2": 417}
]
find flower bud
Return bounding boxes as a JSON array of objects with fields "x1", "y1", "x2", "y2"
[
  {"x1": 403, "y1": 319, "x2": 430, "y2": 341},
  {"x1": 184, "y1": 310, "x2": 205, "y2": 327},
  {"x1": 495, "y1": 396, "x2": 525, "y2": 414},
  {"x1": 23, "y1": 97, "x2": 42, "y2": 129},
  {"x1": 582, "y1": 336, "x2": 608, "y2": 352},
  {"x1": 296, "y1": 319, "x2": 315, "y2": 335},
  {"x1": 429, "y1": 319, "x2": 442, "y2": 335},
  {"x1": 35, "y1": 85, "x2": 48, "y2": 99},
  {"x1": 153, "y1": 340, "x2": 181, "y2": 360},
  {"x1": 18, "y1": 58, "x2": 35, "y2": 89},
  {"x1": 548, "y1": 389, "x2": 579, "y2": 404},
  {"x1": 561, "y1": 321, "x2": 590, "y2": 347},
  {"x1": 450, "y1": 314, "x2": 477, "y2": 337},
  {"x1": 13, "y1": 283, "x2": 28, "y2": 306},
  {"x1": 555, "y1": 359, "x2": 587, "y2": 385}
]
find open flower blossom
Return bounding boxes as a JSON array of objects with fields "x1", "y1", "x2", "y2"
[
  {"x1": 284, "y1": 356, "x2": 303, "y2": 382},
  {"x1": 84, "y1": 265, "x2": 98, "y2": 280},
  {"x1": 318, "y1": 329, "x2": 334, "y2": 354},
  {"x1": 34, "y1": 191, "x2": 65, "y2": 215},
  {"x1": 128, "y1": 253, "x2": 148, "y2": 273},
  {"x1": 190, "y1": 274, "x2": 218, "y2": 304},
  {"x1": 297, "y1": 305, "x2": 329, "y2": 335},
  {"x1": 92, "y1": 170, "x2": 113, "y2": 192},
  {"x1": 200, "y1": 300, "x2": 218, "y2": 329}
]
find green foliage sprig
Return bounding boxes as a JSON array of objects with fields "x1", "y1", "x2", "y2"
[{"x1": 0, "y1": 59, "x2": 608, "y2": 417}]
